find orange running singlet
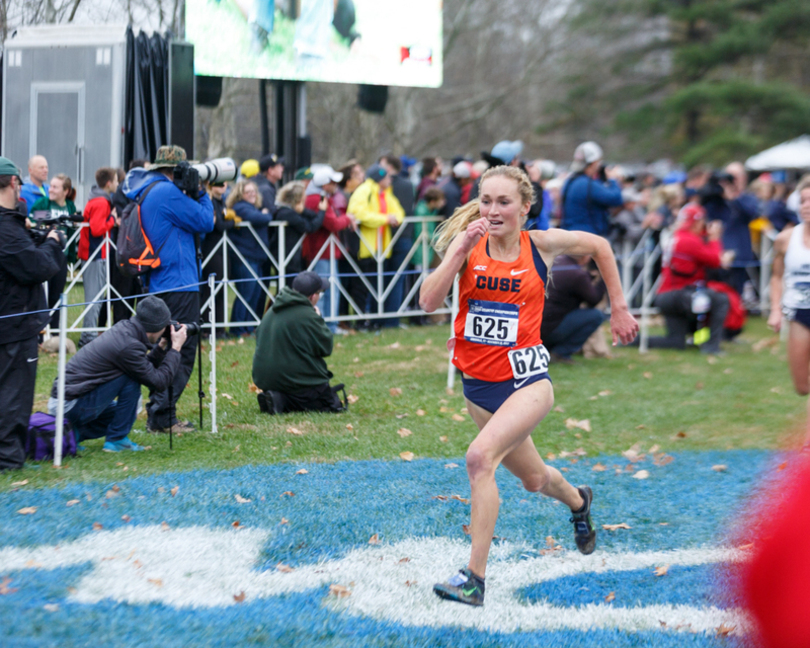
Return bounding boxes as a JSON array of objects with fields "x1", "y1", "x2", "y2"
[{"x1": 452, "y1": 231, "x2": 548, "y2": 382}]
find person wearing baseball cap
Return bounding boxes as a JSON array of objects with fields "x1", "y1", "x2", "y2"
[
  {"x1": 0, "y1": 156, "x2": 63, "y2": 469},
  {"x1": 643, "y1": 203, "x2": 729, "y2": 354},
  {"x1": 252, "y1": 271, "x2": 345, "y2": 415},
  {"x1": 560, "y1": 141, "x2": 623, "y2": 236},
  {"x1": 255, "y1": 153, "x2": 286, "y2": 214}
]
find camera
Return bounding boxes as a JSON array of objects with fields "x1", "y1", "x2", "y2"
[
  {"x1": 699, "y1": 171, "x2": 735, "y2": 206},
  {"x1": 163, "y1": 320, "x2": 201, "y2": 340},
  {"x1": 173, "y1": 158, "x2": 237, "y2": 198},
  {"x1": 29, "y1": 210, "x2": 83, "y2": 247}
]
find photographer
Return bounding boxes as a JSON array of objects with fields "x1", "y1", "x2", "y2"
[
  {"x1": 0, "y1": 157, "x2": 63, "y2": 471},
  {"x1": 561, "y1": 141, "x2": 623, "y2": 237},
  {"x1": 122, "y1": 145, "x2": 214, "y2": 433},
  {"x1": 49, "y1": 296, "x2": 186, "y2": 453}
]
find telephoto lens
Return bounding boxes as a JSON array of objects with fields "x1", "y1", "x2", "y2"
[{"x1": 192, "y1": 158, "x2": 237, "y2": 184}]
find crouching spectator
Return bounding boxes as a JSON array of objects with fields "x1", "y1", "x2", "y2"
[
  {"x1": 541, "y1": 255, "x2": 606, "y2": 364},
  {"x1": 647, "y1": 204, "x2": 729, "y2": 355},
  {"x1": 252, "y1": 271, "x2": 345, "y2": 414},
  {"x1": 48, "y1": 296, "x2": 186, "y2": 452}
]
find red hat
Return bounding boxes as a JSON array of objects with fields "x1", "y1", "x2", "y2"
[{"x1": 677, "y1": 203, "x2": 706, "y2": 230}]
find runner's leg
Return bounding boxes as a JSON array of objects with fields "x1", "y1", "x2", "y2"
[{"x1": 787, "y1": 321, "x2": 810, "y2": 443}]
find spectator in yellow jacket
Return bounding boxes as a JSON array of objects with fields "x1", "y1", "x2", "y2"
[{"x1": 346, "y1": 164, "x2": 405, "y2": 329}]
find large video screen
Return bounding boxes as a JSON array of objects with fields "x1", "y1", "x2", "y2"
[{"x1": 186, "y1": 0, "x2": 443, "y2": 88}]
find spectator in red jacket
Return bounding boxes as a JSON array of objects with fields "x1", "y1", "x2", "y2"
[
  {"x1": 302, "y1": 165, "x2": 356, "y2": 332},
  {"x1": 78, "y1": 167, "x2": 118, "y2": 347},
  {"x1": 647, "y1": 204, "x2": 729, "y2": 354}
]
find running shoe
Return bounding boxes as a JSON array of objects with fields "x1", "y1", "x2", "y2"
[
  {"x1": 570, "y1": 485, "x2": 597, "y2": 555},
  {"x1": 433, "y1": 567, "x2": 485, "y2": 606},
  {"x1": 102, "y1": 437, "x2": 145, "y2": 452}
]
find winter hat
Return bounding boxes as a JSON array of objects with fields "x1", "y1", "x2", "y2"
[
  {"x1": 0, "y1": 157, "x2": 21, "y2": 178},
  {"x1": 570, "y1": 141, "x2": 603, "y2": 173},
  {"x1": 135, "y1": 295, "x2": 172, "y2": 332},
  {"x1": 292, "y1": 271, "x2": 329, "y2": 297},
  {"x1": 366, "y1": 164, "x2": 388, "y2": 183}
]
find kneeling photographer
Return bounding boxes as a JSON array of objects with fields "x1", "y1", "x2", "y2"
[
  {"x1": 122, "y1": 145, "x2": 219, "y2": 434},
  {"x1": 0, "y1": 157, "x2": 63, "y2": 471},
  {"x1": 49, "y1": 296, "x2": 187, "y2": 452}
]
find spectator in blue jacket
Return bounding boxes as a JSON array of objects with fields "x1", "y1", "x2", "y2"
[
  {"x1": 19, "y1": 155, "x2": 48, "y2": 214},
  {"x1": 226, "y1": 179, "x2": 273, "y2": 336},
  {"x1": 561, "y1": 141, "x2": 623, "y2": 236},
  {"x1": 121, "y1": 145, "x2": 214, "y2": 434}
]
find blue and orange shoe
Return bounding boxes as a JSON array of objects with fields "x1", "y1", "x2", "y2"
[{"x1": 433, "y1": 567, "x2": 485, "y2": 606}]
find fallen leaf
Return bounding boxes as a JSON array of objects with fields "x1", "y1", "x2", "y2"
[
  {"x1": 560, "y1": 467, "x2": 569, "y2": 472},
  {"x1": 221, "y1": 393, "x2": 233, "y2": 400},
  {"x1": 352, "y1": 357, "x2": 359, "y2": 363},
  {"x1": 546, "y1": 453, "x2": 557, "y2": 460},
  {"x1": 345, "y1": 423, "x2": 354, "y2": 430},
  {"x1": 712, "y1": 465, "x2": 728, "y2": 472},
  {"x1": 395, "y1": 413, "x2": 408, "y2": 419},
  {"x1": 17, "y1": 507, "x2": 36, "y2": 515},
  {"x1": 752, "y1": 337, "x2": 778, "y2": 352},
  {"x1": 66, "y1": 499, "x2": 80, "y2": 507},
  {"x1": 450, "y1": 495, "x2": 470, "y2": 504},
  {"x1": 723, "y1": 368, "x2": 733, "y2": 375},
  {"x1": 0, "y1": 576, "x2": 18, "y2": 595},
  {"x1": 161, "y1": 521, "x2": 170, "y2": 531},
  {"x1": 285, "y1": 441, "x2": 292, "y2": 447},
  {"x1": 92, "y1": 522, "x2": 103, "y2": 531},
  {"x1": 368, "y1": 534, "x2": 380, "y2": 545},
  {"x1": 433, "y1": 495, "x2": 448, "y2": 502},
  {"x1": 281, "y1": 491, "x2": 294, "y2": 497},
  {"x1": 770, "y1": 387, "x2": 781, "y2": 394},
  {"x1": 280, "y1": 518, "x2": 289, "y2": 525},
  {"x1": 389, "y1": 387, "x2": 403, "y2": 396},
  {"x1": 675, "y1": 431, "x2": 687, "y2": 439},
  {"x1": 329, "y1": 584, "x2": 351, "y2": 598},
  {"x1": 592, "y1": 463, "x2": 607, "y2": 472},
  {"x1": 707, "y1": 355, "x2": 718, "y2": 365},
  {"x1": 148, "y1": 578, "x2": 163, "y2": 587},
  {"x1": 276, "y1": 563, "x2": 295, "y2": 573},
  {"x1": 695, "y1": 381, "x2": 704, "y2": 390},
  {"x1": 559, "y1": 448, "x2": 587, "y2": 458},
  {"x1": 649, "y1": 444, "x2": 661, "y2": 453},
  {"x1": 654, "y1": 565, "x2": 669, "y2": 577},
  {"x1": 11, "y1": 480, "x2": 28, "y2": 487},
  {"x1": 446, "y1": 387, "x2": 455, "y2": 396},
  {"x1": 452, "y1": 414, "x2": 465, "y2": 421},
  {"x1": 397, "y1": 428, "x2": 412, "y2": 438},
  {"x1": 347, "y1": 394, "x2": 359, "y2": 404},
  {"x1": 233, "y1": 591, "x2": 246, "y2": 603},
  {"x1": 399, "y1": 557, "x2": 411, "y2": 563},
  {"x1": 653, "y1": 454, "x2": 674, "y2": 467},
  {"x1": 121, "y1": 515, "x2": 131, "y2": 523},
  {"x1": 170, "y1": 486, "x2": 179, "y2": 497},
  {"x1": 439, "y1": 406, "x2": 451, "y2": 413},
  {"x1": 602, "y1": 523, "x2": 632, "y2": 531},
  {"x1": 605, "y1": 591, "x2": 616, "y2": 603},
  {"x1": 234, "y1": 494, "x2": 251, "y2": 503},
  {"x1": 230, "y1": 361, "x2": 239, "y2": 368},
  {"x1": 564, "y1": 418, "x2": 592, "y2": 433},
  {"x1": 643, "y1": 371, "x2": 653, "y2": 379},
  {"x1": 287, "y1": 427, "x2": 304, "y2": 436},
  {"x1": 404, "y1": 580, "x2": 418, "y2": 587},
  {"x1": 353, "y1": 371, "x2": 364, "y2": 378},
  {"x1": 388, "y1": 342, "x2": 401, "y2": 349},
  {"x1": 232, "y1": 521, "x2": 241, "y2": 528},
  {"x1": 598, "y1": 390, "x2": 613, "y2": 397},
  {"x1": 439, "y1": 435, "x2": 448, "y2": 443},
  {"x1": 445, "y1": 463, "x2": 459, "y2": 469},
  {"x1": 248, "y1": 383, "x2": 260, "y2": 393},
  {"x1": 296, "y1": 469, "x2": 309, "y2": 475},
  {"x1": 112, "y1": 485, "x2": 121, "y2": 493},
  {"x1": 716, "y1": 623, "x2": 735, "y2": 637},
  {"x1": 43, "y1": 603, "x2": 59, "y2": 612},
  {"x1": 589, "y1": 396, "x2": 598, "y2": 401},
  {"x1": 633, "y1": 470, "x2": 650, "y2": 480},
  {"x1": 635, "y1": 424, "x2": 646, "y2": 430},
  {"x1": 462, "y1": 524, "x2": 471, "y2": 535},
  {"x1": 399, "y1": 451, "x2": 414, "y2": 462},
  {"x1": 416, "y1": 409, "x2": 426, "y2": 416}
]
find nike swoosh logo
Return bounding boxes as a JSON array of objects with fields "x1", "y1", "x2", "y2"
[
  {"x1": 27, "y1": 357, "x2": 38, "y2": 363},
  {"x1": 510, "y1": 269, "x2": 529, "y2": 276},
  {"x1": 462, "y1": 586, "x2": 478, "y2": 596},
  {"x1": 513, "y1": 377, "x2": 530, "y2": 389}
]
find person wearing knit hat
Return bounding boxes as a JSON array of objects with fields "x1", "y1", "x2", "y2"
[{"x1": 49, "y1": 295, "x2": 188, "y2": 453}]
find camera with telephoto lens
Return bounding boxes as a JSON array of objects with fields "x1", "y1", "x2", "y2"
[
  {"x1": 172, "y1": 158, "x2": 238, "y2": 198},
  {"x1": 163, "y1": 320, "x2": 201, "y2": 341}
]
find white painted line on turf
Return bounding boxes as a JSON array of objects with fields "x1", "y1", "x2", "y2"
[{"x1": 0, "y1": 527, "x2": 748, "y2": 634}]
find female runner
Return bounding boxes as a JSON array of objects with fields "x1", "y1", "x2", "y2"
[
  {"x1": 419, "y1": 165, "x2": 638, "y2": 606},
  {"x1": 768, "y1": 177, "x2": 810, "y2": 444}
]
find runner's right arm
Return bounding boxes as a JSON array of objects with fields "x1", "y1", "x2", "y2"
[{"x1": 768, "y1": 230, "x2": 790, "y2": 332}]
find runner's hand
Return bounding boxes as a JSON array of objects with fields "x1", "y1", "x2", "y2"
[
  {"x1": 610, "y1": 307, "x2": 639, "y2": 346},
  {"x1": 459, "y1": 218, "x2": 489, "y2": 255},
  {"x1": 767, "y1": 310, "x2": 782, "y2": 333}
]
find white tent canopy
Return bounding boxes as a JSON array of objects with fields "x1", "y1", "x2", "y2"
[{"x1": 745, "y1": 135, "x2": 810, "y2": 172}]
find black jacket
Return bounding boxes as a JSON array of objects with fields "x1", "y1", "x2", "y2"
[
  {"x1": 271, "y1": 205, "x2": 325, "y2": 274},
  {"x1": 541, "y1": 255, "x2": 606, "y2": 339},
  {"x1": 51, "y1": 317, "x2": 182, "y2": 400},
  {"x1": 253, "y1": 175, "x2": 278, "y2": 216},
  {"x1": 0, "y1": 202, "x2": 62, "y2": 343}
]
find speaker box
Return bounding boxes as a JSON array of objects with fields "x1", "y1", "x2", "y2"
[
  {"x1": 357, "y1": 84, "x2": 388, "y2": 113},
  {"x1": 297, "y1": 135, "x2": 312, "y2": 169},
  {"x1": 196, "y1": 75, "x2": 223, "y2": 108}
]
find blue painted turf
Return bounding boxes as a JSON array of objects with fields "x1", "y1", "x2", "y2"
[{"x1": 0, "y1": 450, "x2": 774, "y2": 647}]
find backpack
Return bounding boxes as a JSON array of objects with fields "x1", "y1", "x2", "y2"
[
  {"x1": 116, "y1": 181, "x2": 165, "y2": 277},
  {"x1": 26, "y1": 412, "x2": 77, "y2": 461}
]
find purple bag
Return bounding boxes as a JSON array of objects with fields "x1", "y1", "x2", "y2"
[{"x1": 25, "y1": 412, "x2": 77, "y2": 461}]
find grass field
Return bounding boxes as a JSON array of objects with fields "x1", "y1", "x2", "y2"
[{"x1": 3, "y1": 315, "x2": 802, "y2": 492}]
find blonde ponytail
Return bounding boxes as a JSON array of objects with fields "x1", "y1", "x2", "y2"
[{"x1": 432, "y1": 200, "x2": 482, "y2": 253}]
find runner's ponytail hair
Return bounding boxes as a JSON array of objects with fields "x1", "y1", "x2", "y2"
[{"x1": 432, "y1": 165, "x2": 535, "y2": 254}]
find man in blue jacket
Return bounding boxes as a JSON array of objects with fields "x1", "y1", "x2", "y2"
[
  {"x1": 122, "y1": 145, "x2": 214, "y2": 433},
  {"x1": 561, "y1": 141, "x2": 623, "y2": 237}
]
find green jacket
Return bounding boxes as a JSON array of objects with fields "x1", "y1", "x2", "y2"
[
  {"x1": 252, "y1": 286, "x2": 334, "y2": 393},
  {"x1": 413, "y1": 200, "x2": 439, "y2": 267}
]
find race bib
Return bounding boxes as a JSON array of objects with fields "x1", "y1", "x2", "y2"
[
  {"x1": 463, "y1": 299, "x2": 519, "y2": 346},
  {"x1": 507, "y1": 344, "x2": 550, "y2": 381}
]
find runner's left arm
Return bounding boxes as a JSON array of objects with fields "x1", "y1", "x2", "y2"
[{"x1": 531, "y1": 229, "x2": 638, "y2": 345}]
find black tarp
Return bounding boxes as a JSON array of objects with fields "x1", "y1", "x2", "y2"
[{"x1": 124, "y1": 27, "x2": 171, "y2": 167}]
